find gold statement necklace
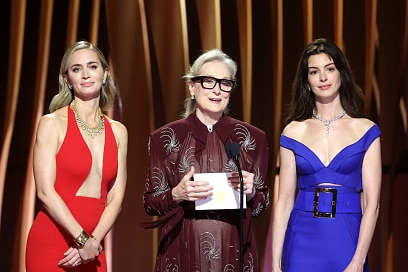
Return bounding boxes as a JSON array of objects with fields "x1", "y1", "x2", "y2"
[
  {"x1": 312, "y1": 110, "x2": 346, "y2": 137},
  {"x1": 71, "y1": 102, "x2": 104, "y2": 139}
]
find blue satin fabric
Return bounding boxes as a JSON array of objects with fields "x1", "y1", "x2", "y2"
[
  {"x1": 282, "y1": 209, "x2": 367, "y2": 271},
  {"x1": 279, "y1": 124, "x2": 380, "y2": 271}
]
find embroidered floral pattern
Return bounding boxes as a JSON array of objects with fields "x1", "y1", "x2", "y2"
[
  {"x1": 223, "y1": 264, "x2": 235, "y2": 271},
  {"x1": 243, "y1": 253, "x2": 255, "y2": 272},
  {"x1": 234, "y1": 124, "x2": 256, "y2": 151},
  {"x1": 200, "y1": 232, "x2": 221, "y2": 262},
  {"x1": 178, "y1": 146, "x2": 195, "y2": 173},
  {"x1": 264, "y1": 190, "x2": 270, "y2": 208},
  {"x1": 165, "y1": 264, "x2": 179, "y2": 272},
  {"x1": 160, "y1": 127, "x2": 180, "y2": 155},
  {"x1": 225, "y1": 158, "x2": 237, "y2": 172},
  {"x1": 253, "y1": 167, "x2": 263, "y2": 189},
  {"x1": 164, "y1": 258, "x2": 179, "y2": 272},
  {"x1": 151, "y1": 167, "x2": 169, "y2": 196},
  {"x1": 251, "y1": 202, "x2": 264, "y2": 217}
]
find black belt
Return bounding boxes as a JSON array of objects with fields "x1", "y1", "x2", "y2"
[{"x1": 184, "y1": 210, "x2": 239, "y2": 225}]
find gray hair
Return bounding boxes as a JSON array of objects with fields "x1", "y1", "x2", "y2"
[{"x1": 181, "y1": 49, "x2": 237, "y2": 118}]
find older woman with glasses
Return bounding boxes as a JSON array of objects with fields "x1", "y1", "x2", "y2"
[{"x1": 142, "y1": 49, "x2": 270, "y2": 271}]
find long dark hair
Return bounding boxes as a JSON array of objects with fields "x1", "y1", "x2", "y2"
[{"x1": 286, "y1": 38, "x2": 365, "y2": 124}]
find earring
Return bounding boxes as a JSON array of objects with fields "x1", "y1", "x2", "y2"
[
  {"x1": 67, "y1": 84, "x2": 72, "y2": 90},
  {"x1": 102, "y1": 78, "x2": 106, "y2": 85},
  {"x1": 191, "y1": 94, "x2": 195, "y2": 100},
  {"x1": 307, "y1": 85, "x2": 312, "y2": 92}
]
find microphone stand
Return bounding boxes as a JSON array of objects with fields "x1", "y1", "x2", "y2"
[
  {"x1": 225, "y1": 142, "x2": 245, "y2": 272},
  {"x1": 232, "y1": 155, "x2": 244, "y2": 272}
]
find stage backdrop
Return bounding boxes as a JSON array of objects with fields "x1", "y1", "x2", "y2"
[{"x1": 0, "y1": 1, "x2": 407, "y2": 271}]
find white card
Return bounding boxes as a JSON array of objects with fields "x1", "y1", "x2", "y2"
[{"x1": 194, "y1": 172, "x2": 246, "y2": 210}]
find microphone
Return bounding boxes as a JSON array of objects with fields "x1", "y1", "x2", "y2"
[
  {"x1": 225, "y1": 142, "x2": 241, "y2": 161},
  {"x1": 225, "y1": 142, "x2": 245, "y2": 272}
]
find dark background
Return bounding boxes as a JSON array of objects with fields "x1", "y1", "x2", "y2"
[{"x1": 0, "y1": 0, "x2": 407, "y2": 271}]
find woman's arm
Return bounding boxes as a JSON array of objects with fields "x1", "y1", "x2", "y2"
[
  {"x1": 345, "y1": 137, "x2": 381, "y2": 271},
  {"x1": 143, "y1": 135, "x2": 212, "y2": 216},
  {"x1": 271, "y1": 145, "x2": 298, "y2": 271},
  {"x1": 34, "y1": 114, "x2": 86, "y2": 241},
  {"x1": 35, "y1": 114, "x2": 99, "y2": 266},
  {"x1": 143, "y1": 135, "x2": 181, "y2": 216}
]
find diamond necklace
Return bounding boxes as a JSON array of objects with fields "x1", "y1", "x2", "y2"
[
  {"x1": 71, "y1": 102, "x2": 104, "y2": 139},
  {"x1": 312, "y1": 110, "x2": 346, "y2": 137}
]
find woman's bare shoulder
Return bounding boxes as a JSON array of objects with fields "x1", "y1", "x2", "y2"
[
  {"x1": 350, "y1": 117, "x2": 376, "y2": 134},
  {"x1": 107, "y1": 118, "x2": 127, "y2": 132},
  {"x1": 38, "y1": 107, "x2": 68, "y2": 128},
  {"x1": 107, "y1": 118, "x2": 128, "y2": 145},
  {"x1": 282, "y1": 120, "x2": 308, "y2": 138}
]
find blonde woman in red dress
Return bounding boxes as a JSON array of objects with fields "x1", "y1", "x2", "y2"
[{"x1": 26, "y1": 41, "x2": 128, "y2": 271}]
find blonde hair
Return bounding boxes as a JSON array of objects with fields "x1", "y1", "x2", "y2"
[{"x1": 49, "y1": 41, "x2": 118, "y2": 113}]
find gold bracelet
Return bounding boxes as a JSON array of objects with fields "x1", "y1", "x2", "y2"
[{"x1": 74, "y1": 230, "x2": 90, "y2": 248}]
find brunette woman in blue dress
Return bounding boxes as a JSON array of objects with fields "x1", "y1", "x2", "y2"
[{"x1": 272, "y1": 38, "x2": 381, "y2": 272}]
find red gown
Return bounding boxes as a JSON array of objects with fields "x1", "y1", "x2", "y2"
[{"x1": 26, "y1": 106, "x2": 118, "y2": 271}]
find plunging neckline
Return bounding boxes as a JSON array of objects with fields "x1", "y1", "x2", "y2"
[{"x1": 281, "y1": 124, "x2": 378, "y2": 167}]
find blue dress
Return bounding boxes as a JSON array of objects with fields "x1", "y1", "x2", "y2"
[{"x1": 280, "y1": 124, "x2": 381, "y2": 272}]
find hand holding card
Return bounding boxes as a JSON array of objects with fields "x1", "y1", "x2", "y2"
[{"x1": 194, "y1": 172, "x2": 246, "y2": 210}]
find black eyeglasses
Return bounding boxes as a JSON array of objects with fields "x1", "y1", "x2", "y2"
[{"x1": 191, "y1": 76, "x2": 236, "y2": 92}]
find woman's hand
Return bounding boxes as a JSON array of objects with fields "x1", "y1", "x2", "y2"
[
  {"x1": 58, "y1": 247, "x2": 82, "y2": 268},
  {"x1": 78, "y1": 237, "x2": 102, "y2": 264},
  {"x1": 172, "y1": 166, "x2": 213, "y2": 203},
  {"x1": 228, "y1": 170, "x2": 256, "y2": 200}
]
